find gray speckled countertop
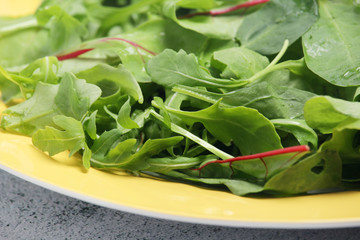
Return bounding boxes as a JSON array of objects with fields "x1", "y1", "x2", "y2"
[{"x1": 1, "y1": 169, "x2": 360, "y2": 240}]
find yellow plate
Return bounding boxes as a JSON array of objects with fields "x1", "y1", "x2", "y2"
[{"x1": 2, "y1": 0, "x2": 360, "y2": 229}]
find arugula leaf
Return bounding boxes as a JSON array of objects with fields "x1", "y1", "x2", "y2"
[
  {"x1": 146, "y1": 49, "x2": 246, "y2": 89},
  {"x1": 173, "y1": 70, "x2": 316, "y2": 119},
  {"x1": 83, "y1": 110, "x2": 97, "y2": 140},
  {"x1": 117, "y1": 97, "x2": 140, "y2": 129},
  {"x1": 20, "y1": 56, "x2": 59, "y2": 84},
  {"x1": 211, "y1": 47, "x2": 269, "y2": 79},
  {"x1": 32, "y1": 115, "x2": 91, "y2": 168},
  {"x1": 91, "y1": 136, "x2": 184, "y2": 171},
  {"x1": 153, "y1": 99, "x2": 282, "y2": 155},
  {"x1": 76, "y1": 64, "x2": 143, "y2": 104},
  {"x1": 1, "y1": 73, "x2": 101, "y2": 135}
]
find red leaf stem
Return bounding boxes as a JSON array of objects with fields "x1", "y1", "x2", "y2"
[
  {"x1": 193, "y1": 145, "x2": 310, "y2": 171},
  {"x1": 179, "y1": 0, "x2": 269, "y2": 19},
  {"x1": 100, "y1": 37, "x2": 156, "y2": 56},
  {"x1": 57, "y1": 48, "x2": 94, "y2": 61},
  {"x1": 56, "y1": 38, "x2": 156, "y2": 61}
]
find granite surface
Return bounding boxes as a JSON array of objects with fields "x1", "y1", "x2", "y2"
[{"x1": 1, "y1": 169, "x2": 360, "y2": 240}]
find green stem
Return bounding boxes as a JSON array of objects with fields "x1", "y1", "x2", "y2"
[
  {"x1": 246, "y1": 39, "x2": 289, "y2": 85},
  {"x1": 150, "y1": 110, "x2": 233, "y2": 160}
]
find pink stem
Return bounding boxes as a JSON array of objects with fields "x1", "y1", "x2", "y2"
[
  {"x1": 57, "y1": 48, "x2": 94, "y2": 61},
  {"x1": 57, "y1": 38, "x2": 156, "y2": 61},
  {"x1": 193, "y1": 145, "x2": 310, "y2": 171},
  {"x1": 179, "y1": 0, "x2": 269, "y2": 19},
  {"x1": 100, "y1": 37, "x2": 157, "y2": 56}
]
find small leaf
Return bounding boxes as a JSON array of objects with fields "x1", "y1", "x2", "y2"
[
  {"x1": 32, "y1": 115, "x2": 86, "y2": 157},
  {"x1": 117, "y1": 97, "x2": 139, "y2": 129}
]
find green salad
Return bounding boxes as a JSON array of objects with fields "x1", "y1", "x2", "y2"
[{"x1": 1, "y1": 0, "x2": 360, "y2": 196}]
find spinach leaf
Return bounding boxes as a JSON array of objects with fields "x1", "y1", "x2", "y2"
[
  {"x1": 302, "y1": 0, "x2": 360, "y2": 86},
  {"x1": 237, "y1": 0, "x2": 318, "y2": 55},
  {"x1": 304, "y1": 96, "x2": 360, "y2": 134}
]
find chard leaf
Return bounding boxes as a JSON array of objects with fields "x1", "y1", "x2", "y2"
[
  {"x1": 211, "y1": 47, "x2": 269, "y2": 79},
  {"x1": 32, "y1": 115, "x2": 91, "y2": 168},
  {"x1": 302, "y1": 0, "x2": 360, "y2": 86},
  {"x1": 1, "y1": 73, "x2": 101, "y2": 135},
  {"x1": 237, "y1": 0, "x2": 318, "y2": 55},
  {"x1": 304, "y1": 96, "x2": 360, "y2": 134},
  {"x1": 153, "y1": 100, "x2": 282, "y2": 155},
  {"x1": 163, "y1": 0, "x2": 244, "y2": 39}
]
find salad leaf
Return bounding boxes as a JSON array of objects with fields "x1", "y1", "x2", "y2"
[
  {"x1": 1, "y1": 73, "x2": 101, "y2": 135},
  {"x1": 91, "y1": 136, "x2": 184, "y2": 171},
  {"x1": 162, "y1": 0, "x2": 245, "y2": 39},
  {"x1": 32, "y1": 115, "x2": 91, "y2": 168},
  {"x1": 173, "y1": 70, "x2": 316, "y2": 119},
  {"x1": 264, "y1": 150, "x2": 342, "y2": 194},
  {"x1": 153, "y1": 99, "x2": 282, "y2": 155},
  {"x1": 304, "y1": 96, "x2": 360, "y2": 134},
  {"x1": 302, "y1": 0, "x2": 360, "y2": 86},
  {"x1": 237, "y1": 0, "x2": 318, "y2": 55},
  {"x1": 146, "y1": 49, "x2": 246, "y2": 89},
  {"x1": 76, "y1": 63, "x2": 143, "y2": 103},
  {"x1": 211, "y1": 47, "x2": 269, "y2": 79},
  {"x1": 3, "y1": 0, "x2": 360, "y2": 197}
]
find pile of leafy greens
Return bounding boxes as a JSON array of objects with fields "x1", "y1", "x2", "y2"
[{"x1": 1, "y1": 0, "x2": 360, "y2": 196}]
